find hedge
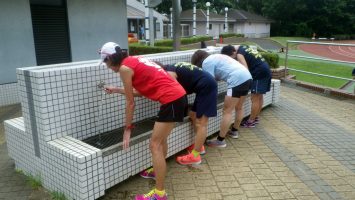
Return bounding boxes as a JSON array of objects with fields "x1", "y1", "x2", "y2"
[
  {"x1": 155, "y1": 36, "x2": 213, "y2": 47},
  {"x1": 129, "y1": 44, "x2": 172, "y2": 55},
  {"x1": 261, "y1": 52, "x2": 279, "y2": 69},
  {"x1": 129, "y1": 42, "x2": 279, "y2": 69},
  {"x1": 333, "y1": 34, "x2": 355, "y2": 40},
  {"x1": 219, "y1": 33, "x2": 244, "y2": 38}
]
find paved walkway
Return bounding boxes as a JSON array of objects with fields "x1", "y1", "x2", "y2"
[
  {"x1": 0, "y1": 104, "x2": 34, "y2": 200},
  {"x1": 1, "y1": 84, "x2": 355, "y2": 200},
  {"x1": 341, "y1": 81, "x2": 355, "y2": 94},
  {"x1": 245, "y1": 38, "x2": 283, "y2": 51}
]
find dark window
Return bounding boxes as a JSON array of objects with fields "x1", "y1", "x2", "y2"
[
  {"x1": 30, "y1": 0, "x2": 71, "y2": 65},
  {"x1": 156, "y1": 22, "x2": 160, "y2": 31}
]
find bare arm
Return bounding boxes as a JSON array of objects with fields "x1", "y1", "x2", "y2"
[
  {"x1": 236, "y1": 54, "x2": 249, "y2": 69},
  {"x1": 119, "y1": 65, "x2": 135, "y2": 128},
  {"x1": 119, "y1": 65, "x2": 136, "y2": 149},
  {"x1": 104, "y1": 86, "x2": 142, "y2": 97},
  {"x1": 166, "y1": 71, "x2": 178, "y2": 80}
]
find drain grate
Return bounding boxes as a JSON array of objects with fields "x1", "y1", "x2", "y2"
[
  {"x1": 83, "y1": 93, "x2": 226, "y2": 150},
  {"x1": 82, "y1": 118, "x2": 156, "y2": 149}
]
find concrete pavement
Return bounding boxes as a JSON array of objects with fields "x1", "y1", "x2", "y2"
[{"x1": 1, "y1": 84, "x2": 355, "y2": 200}]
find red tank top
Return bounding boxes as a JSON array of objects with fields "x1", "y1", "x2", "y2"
[{"x1": 121, "y1": 56, "x2": 186, "y2": 104}]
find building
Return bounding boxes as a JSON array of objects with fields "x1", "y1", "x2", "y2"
[
  {"x1": 0, "y1": 0, "x2": 128, "y2": 106},
  {"x1": 179, "y1": 8, "x2": 272, "y2": 38},
  {"x1": 180, "y1": 9, "x2": 235, "y2": 37},
  {"x1": 127, "y1": 0, "x2": 168, "y2": 40},
  {"x1": 227, "y1": 9, "x2": 272, "y2": 38}
]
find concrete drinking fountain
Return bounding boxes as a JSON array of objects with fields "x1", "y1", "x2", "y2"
[{"x1": 4, "y1": 48, "x2": 280, "y2": 200}]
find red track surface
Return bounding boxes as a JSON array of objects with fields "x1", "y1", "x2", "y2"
[{"x1": 298, "y1": 41, "x2": 355, "y2": 62}]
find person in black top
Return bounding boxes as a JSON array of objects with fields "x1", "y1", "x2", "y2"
[
  {"x1": 164, "y1": 62, "x2": 218, "y2": 165},
  {"x1": 221, "y1": 45, "x2": 271, "y2": 129}
]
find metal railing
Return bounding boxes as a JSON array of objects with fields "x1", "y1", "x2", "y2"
[{"x1": 284, "y1": 41, "x2": 355, "y2": 93}]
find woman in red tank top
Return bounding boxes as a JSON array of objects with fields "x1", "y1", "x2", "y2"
[{"x1": 99, "y1": 42, "x2": 185, "y2": 200}]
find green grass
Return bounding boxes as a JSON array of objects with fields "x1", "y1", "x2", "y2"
[
  {"x1": 26, "y1": 174, "x2": 42, "y2": 190},
  {"x1": 15, "y1": 169, "x2": 42, "y2": 190},
  {"x1": 289, "y1": 71, "x2": 346, "y2": 88},
  {"x1": 279, "y1": 57, "x2": 353, "y2": 88},
  {"x1": 257, "y1": 36, "x2": 349, "y2": 87},
  {"x1": 51, "y1": 191, "x2": 67, "y2": 200},
  {"x1": 278, "y1": 50, "x2": 324, "y2": 58}
]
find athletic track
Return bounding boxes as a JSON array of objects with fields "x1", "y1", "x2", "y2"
[{"x1": 298, "y1": 40, "x2": 355, "y2": 63}]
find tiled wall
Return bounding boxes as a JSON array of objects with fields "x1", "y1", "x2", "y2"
[
  {"x1": 45, "y1": 136, "x2": 105, "y2": 200},
  {"x1": 0, "y1": 82, "x2": 19, "y2": 106},
  {"x1": 4, "y1": 117, "x2": 41, "y2": 176},
  {"x1": 5, "y1": 48, "x2": 281, "y2": 200}
]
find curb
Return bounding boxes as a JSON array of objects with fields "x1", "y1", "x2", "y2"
[{"x1": 281, "y1": 78, "x2": 355, "y2": 100}]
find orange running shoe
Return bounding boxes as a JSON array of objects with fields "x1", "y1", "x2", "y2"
[
  {"x1": 186, "y1": 144, "x2": 206, "y2": 155},
  {"x1": 176, "y1": 153, "x2": 201, "y2": 165}
]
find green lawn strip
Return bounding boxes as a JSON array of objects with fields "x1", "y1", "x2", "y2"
[
  {"x1": 281, "y1": 50, "x2": 325, "y2": 58},
  {"x1": 290, "y1": 71, "x2": 346, "y2": 88},
  {"x1": 280, "y1": 58, "x2": 353, "y2": 77},
  {"x1": 279, "y1": 57, "x2": 352, "y2": 88}
]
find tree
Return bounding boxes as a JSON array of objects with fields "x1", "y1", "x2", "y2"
[
  {"x1": 156, "y1": 0, "x2": 240, "y2": 14},
  {"x1": 262, "y1": 0, "x2": 355, "y2": 37},
  {"x1": 237, "y1": 0, "x2": 263, "y2": 13},
  {"x1": 155, "y1": 0, "x2": 355, "y2": 37}
]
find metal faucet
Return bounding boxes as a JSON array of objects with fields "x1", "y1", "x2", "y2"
[{"x1": 97, "y1": 80, "x2": 106, "y2": 89}]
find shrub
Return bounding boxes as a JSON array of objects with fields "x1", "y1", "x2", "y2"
[
  {"x1": 333, "y1": 34, "x2": 351, "y2": 40},
  {"x1": 261, "y1": 52, "x2": 279, "y2": 69},
  {"x1": 155, "y1": 36, "x2": 213, "y2": 47},
  {"x1": 219, "y1": 33, "x2": 244, "y2": 38},
  {"x1": 181, "y1": 36, "x2": 213, "y2": 45},
  {"x1": 155, "y1": 39, "x2": 173, "y2": 47},
  {"x1": 129, "y1": 44, "x2": 172, "y2": 55}
]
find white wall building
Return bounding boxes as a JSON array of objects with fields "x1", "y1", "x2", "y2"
[
  {"x1": 0, "y1": 0, "x2": 128, "y2": 106},
  {"x1": 179, "y1": 8, "x2": 272, "y2": 38},
  {"x1": 227, "y1": 9, "x2": 272, "y2": 38},
  {"x1": 180, "y1": 9, "x2": 234, "y2": 38},
  {"x1": 127, "y1": 0, "x2": 168, "y2": 40}
]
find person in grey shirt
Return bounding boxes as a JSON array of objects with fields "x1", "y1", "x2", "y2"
[{"x1": 191, "y1": 50, "x2": 252, "y2": 148}]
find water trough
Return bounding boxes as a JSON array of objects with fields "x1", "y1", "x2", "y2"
[{"x1": 4, "y1": 48, "x2": 280, "y2": 200}]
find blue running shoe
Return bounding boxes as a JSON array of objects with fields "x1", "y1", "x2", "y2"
[
  {"x1": 206, "y1": 139, "x2": 227, "y2": 148},
  {"x1": 227, "y1": 130, "x2": 239, "y2": 139}
]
